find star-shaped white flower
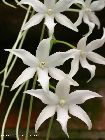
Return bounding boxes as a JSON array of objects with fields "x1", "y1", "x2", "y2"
[
  {"x1": 69, "y1": 28, "x2": 105, "y2": 82},
  {"x1": 74, "y1": 0, "x2": 105, "y2": 34},
  {"x1": 19, "y1": 0, "x2": 78, "y2": 35},
  {"x1": 24, "y1": 79, "x2": 102, "y2": 137},
  {"x1": 5, "y1": 38, "x2": 75, "y2": 91}
]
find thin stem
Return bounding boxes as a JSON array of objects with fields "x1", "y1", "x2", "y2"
[
  {"x1": 15, "y1": 0, "x2": 28, "y2": 10},
  {"x1": 0, "y1": 6, "x2": 31, "y2": 103},
  {"x1": 67, "y1": 8, "x2": 80, "y2": 12},
  {"x1": 1, "y1": 83, "x2": 25, "y2": 140},
  {"x1": 55, "y1": 40, "x2": 76, "y2": 49},
  {"x1": 25, "y1": 75, "x2": 37, "y2": 140},
  {"x1": 40, "y1": 23, "x2": 46, "y2": 41},
  {"x1": 6, "y1": 31, "x2": 28, "y2": 79},
  {"x1": 16, "y1": 81, "x2": 29, "y2": 140},
  {"x1": 2, "y1": 0, "x2": 16, "y2": 8},
  {"x1": 46, "y1": 116, "x2": 54, "y2": 140}
]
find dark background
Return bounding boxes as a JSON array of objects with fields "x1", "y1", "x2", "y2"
[{"x1": 0, "y1": 1, "x2": 105, "y2": 139}]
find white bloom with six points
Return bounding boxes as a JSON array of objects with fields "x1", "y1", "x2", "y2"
[
  {"x1": 19, "y1": 0, "x2": 79, "y2": 35},
  {"x1": 74, "y1": 0, "x2": 105, "y2": 34},
  {"x1": 69, "y1": 28, "x2": 105, "y2": 82},
  {"x1": 5, "y1": 38, "x2": 75, "y2": 91},
  {"x1": 24, "y1": 79, "x2": 102, "y2": 137}
]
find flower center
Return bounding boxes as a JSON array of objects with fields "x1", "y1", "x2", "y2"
[
  {"x1": 59, "y1": 99, "x2": 66, "y2": 107},
  {"x1": 80, "y1": 50, "x2": 86, "y2": 58},
  {"x1": 47, "y1": 8, "x2": 53, "y2": 16},
  {"x1": 39, "y1": 61, "x2": 46, "y2": 69}
]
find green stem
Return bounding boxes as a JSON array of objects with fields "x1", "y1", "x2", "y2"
[
  {"x1": 0, "y1": 6, "x2": 31, "y2": 103},
  {"x1": 67, "y1": 8, "x2": 80, "y2": 12},
  {"x1": 46, "y1": 116, "x2": 54, "y2": 140},
  {"x1": 25, "y1": 75, "x2": 37, "y2": 140},
  {"x1": 1, "y1": 83, "x2": 25, "y2": 140},
  {"x1": 2, "y1": 0, "x2": 16, "y2": 8},
  {"x1": 40, "y1": 23, "x2": 46, "y2": 41},
  {"x1": 16, "y1": 81, "x2": 29, "y2": 140},
  {"x1": 55, "y1": 40, "x2": 76, "y2": 49}
]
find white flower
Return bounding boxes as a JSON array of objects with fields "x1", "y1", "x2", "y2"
[
  {"x1": 69, "y1": 28, "x2": 105, "y2": 82},
  {"x1": 19, "y1": 0, "x2": 78, "y2": 35},
  {"x1": 24, "y1": 79, "x2": 102, "y2": 137},
  {"x1": 74, "y1": 0, "x2": 105, "y2": 34},
  {"x1": 5, "y1": 38, "x2": 75, "y2": 91}
]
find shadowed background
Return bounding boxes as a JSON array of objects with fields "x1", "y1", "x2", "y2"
[{"x1": 0, "y1": 1, "x2": 105, "y2": 139}]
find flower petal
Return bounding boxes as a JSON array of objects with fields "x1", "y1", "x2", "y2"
[
  {"x1": 37, "y1": 68, "x2": 50, "y2": 91},
  {"x1": 54, "y1": 0, "x2": 73, "y2": 13},
  {"x1": 36, "y1": 38, "x2": 51, "y2": 61},
  {"x1": 77, "y1": 36, "x2": 87, "y2": 50},
  {"x1": 44, "y1": 0, "x2": 55, "y2": 8},
  {"x1": 35, "y1": 105, "x2": 56, "y2": 133},
  {"x1": 44, "y1": 16, "x2": 56, "y2": 36},
  {"x1": 69, "y1": 52, "x2": 80, "y2": 77},
  {"x1": 88, "y1": 12, "x2": 100, "y2": 29},
  {"x1": 69, "y1": 104, "x2": 92, "y2": 130},
  {"x1": 69, "y1": 90, "x2": 102, "y2": 104},
  {"x1": 74, "y1": 11, "x2": 83, "y2": 27},
  {"x1": 19, "y1": 0, "x2": 47, "y2": 13},
  {"x1": 24, "y1": 89, "x2": 58, "y2": 105},
  {"x1": 86, "y1": 28, "x2": 105, "y2": 51},
  {"x1": 5, "y1": 49, "x2": 38, "y2": 67},
  {"x1": 57, "y1": 106, "x2": 70, "y2": 137},
  {"x1": 49, "y1": 67, "x2": 65, "y2": 81},
  {"x1": 85, "y1": 0, "x2": 92, "y2": 6},
  {"x1": 90, "y1": 0, "x2": 105, "y2": 11},
  {"x1": 22, "y1": 13, "x2": 44, "y2": 30},
  {"x1": 55, "y1": 13, "x2": 78, "y2": 32},
  {"x1": 80, "y1": 57, "x2": 96, "y2": 82},
  {"x1": 83, "y1": 14, "x2": 95, "y2": 35},
  {"x1": 87, "y1": 52, "x2": 105, "y2": 65},
  {"x1": 11, "y1": 67, "x2": 36, "y2": 90},
  {"x1": 55, "y1": 79, "x2": 70, "y2": 99},
  {"x1": 48, "y1": 50, "x2": 76, "y2": 67}
]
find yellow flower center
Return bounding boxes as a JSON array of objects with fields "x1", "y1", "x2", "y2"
[
  {"x1": 47, "y1": 8, "x2": 53, "y2": 16},
  {"x1": 80, "y1": 50, "x2": 86, "y2": 58},
  {"x1": 59, "y1": 99, "x2": 66, "y2": 107},
  {"x1": 39, "y1": 61, "x2": 46, "y2": 69}
]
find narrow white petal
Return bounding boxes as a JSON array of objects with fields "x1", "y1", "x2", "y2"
[
  {"x1": 90, "y1": 0, "x2": 105, "y2": 11},
  {"x1": 88, "y1": 12, "x2": 100, "y2": 29},
  {"x1": 69, "y1": 90, "x2": 102, "y2": 104},
  {"x1": 24, "y1": 89, "x2": 58, "y2": 104},
  {"x1": 44, "y1": 0, "x2": 55, "y2": 8},
  {"x1": 69, "y1": 105, "x2": 92, "y2": 130},
  {"x1": 55, "y1": 0, "x2": 73, "y2": 13},
  {"x1": 57, "y1": 106, "x2": 70, "y2": 137},
  {"x1": 36, "y1": 38, "x2": 51, "y2": 61},
  {"x1": 37, "y1": 68, "x2": 50, "y2": 91},
  {"x1": 55, "y1": 79, "x2": 70, "y2": 99},
  {"x1": 85, "y1": 0, "x2": 92, "y2": 6},
  {"x1": 80, "y1": 57, "x2": 96, "y2": 82},
  {"x1": 19, "y1": 0, "x2": 47, "y2": 13},
  {"x1": 48, "y1": 50, "x2": 76, "y2": 67},
  {"x1": 35, "y1": 105, "x2": 56, "y2": 132},
  {"x1": 55, "y1": 13, "x2": 78, "y2": 32},
  {"x1": 22, "y1": 13, "x2": 44, "y2": 31},
  {"x1": 5, "y1": 49, "x2": 38, "y2": 67},
  {"x1": 77, "y1": 36, "x2": 87, "y2": 50},
  {"x1": 49, "y1": 68, "x2": 65, "y2": 81},
  {"x1": 66, "y1": 75, "x2": 79, "y2": 86},
  {"x1": 87, "y1": 52, "x2": 105, "y2": 65},
  {"x1": 69, "y1": 52, "x2": 80, "y2": 77},
  {"x1": 74, "y1": 11, "x2": 83, "y2": 27},
  {"x1": 86, "y1": 28, "x2": 105, "y2": 51},
  {"x1": 44, "y1": 16, "x2": 56, "y2": 36},
  {"x1": 11, "y1": 67, "x2": 36, "y2": 90},
  {"x1": 83, "y1": 14, "x2": 95, "y2": 35}
]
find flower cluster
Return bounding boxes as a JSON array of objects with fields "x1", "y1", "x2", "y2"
[{"x1": 2, "y1": 0, "x2": 105, "y2": 138}]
